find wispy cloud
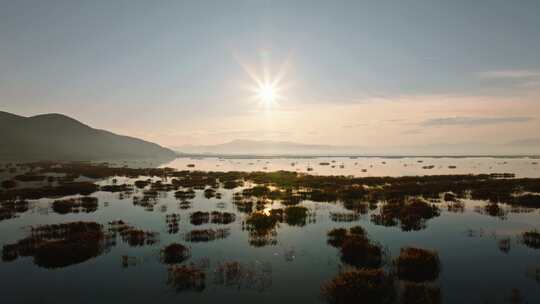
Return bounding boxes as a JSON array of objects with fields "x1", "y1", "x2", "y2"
[
  {"x1": 421, "y1": 116, "x2": 534, "y2": 127},
  {"x1": 478, "y1": 69, "x2": 540, "y2": 80}
]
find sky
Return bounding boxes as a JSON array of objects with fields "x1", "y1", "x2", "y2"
[{"x1": 1, "y1": 0, "x2": 540, "y2": 150}]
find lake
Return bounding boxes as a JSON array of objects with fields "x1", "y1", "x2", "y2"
[{"x1": 0, "y1": 159, "x2": 539, "y2": 303}]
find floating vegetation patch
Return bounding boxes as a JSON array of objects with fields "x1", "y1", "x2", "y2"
[
  {"x1": 213, "y1": 260, "x2": 272, "y2": 292},
  {"x1": 522, "y1": 230, "x2": 540, "y2": 249},
  {"x1": 166, "y1": 213, "x2": 180, "y2": 234},
  {"x1": 107, "y1": 220, "x2": 159, "y2": 247},
  {"x1": 52, "y1": 196, "x2": 98, "y2": 214},
  {"x1": 0, "y1": 182, "x2": 98, "y2": 200},
  {"x1": 371, "y1": 199, "x2": 440, "y2": 231},
  {"x1": 100, "y1": 184, "x2": 133, "y2": 193},
  {"x1": 190, "y1": 211, "x2": 210, "y2": 225},
  {"x1": 1, "y1": 221, "x2": 110, "y2": 268},
  {"x1": 0, "y1": 199, "x2": 29, "y2": 221},
  {"x1": 161, "y1": 243, "x2": 191, "y2": 264},
  {"x1": 174, "y1": 189, "x2": 196, "y2": 200},
  {"x1": 395, "y1": 247, "x2": 441, "y2": 282},
  {"x1": 401, "y1": 282, "x2": 441, "y2": 304},
  {"x1": 475, "y1": 203, "x2": 508, "y2": 220},
  {"x1": 321, "y1": 268, "x2": 396, "y2": 304},
  {"x1": 167, "y1": 265, "x2": 206, "y2": 292},
  {"x1": 244, "y1": 212, "x2": 280, "y2": 247},
  {"x1": 330, "y1": 211, "x2": 360, "y2": 222},
  {"x1": 184, "y1": 228, "x2": 230, "y2": 242},
  {"x1": 210, "y1": 211, "x2": 236, "y2": 224}
]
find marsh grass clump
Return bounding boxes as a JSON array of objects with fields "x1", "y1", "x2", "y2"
[
  {"x1": 330, "y1": 212, "x2": 360, "y2": 222},
  {"x1": 395, "y1": 247, "x2": 441, "y2": 282},
  {"x1": 284, "y1": 206, "x2": 309, "y2": 226},
  {"x1": 167, "y1": 265, "x2": 205, "y2": 292},
  {"x1": 1, "y1": 221, "x2": 109, "y2": 268},
  {"x1": 210, "y1": 211, "x2": 236, "y2": 224},
  {"x1": 321, "y1": 268, "x2": 395, "y2": 304},
  {"x1": 0, "y1": 182, "x2": 98, "y2": 200},
  {"x1": 204, "y1": 188, "x2": 216, "y2": 199},
  {"x1": 52, "y1": 196, "x2": 98, "y2": 214},
  {"x1": 371, "y1": 199, "x2": 440, "y2": 231},
  {"x1": 401, "y1": 282, "x2": 441, "y2": 304},
  {"x1": 134, "y1": 179, "x2": 150, "y2": 189},
  {"x1": 161, "y1": 243, "x2": 191, "y2": 264},
  {"x1": 166, "y1": 213, "x2": 180, "y2": 234},
  {"x1": 100, "y1": 184, "x2": 133, "y2": 193},
  {"x1": 244, "y1": 212, "x2": 280, "y2": 247},
  {"x1": 118, "y1": 227, "x2": 159, "y2": 247},
  {"x1": 0, "y1": 199, "x2": 29, "y2": 221},
  {"x1": 1, "y1": 180, "x2": 17, "y2": 189},
  {"x1": 340, "y1": 235, "x2": 384, "y2": 268},
  {"x1": 522, "y1": 230, "x2": 540, "y2": 249},
  {"x1": 184, "y1": 228, "x2": 230, "y2": 242},
  {"x1": 475, "y1": 203, "x2": 508, "y2": 220},
  {"x1": 190, "y1": 211, "x2": 210, "y2": 225},
  {"x1": 174, "y1": 189, "x2": 196, "y2": 200},
  {"x1": 327, "y1": 228, "x2": 349, "y2": 247}
]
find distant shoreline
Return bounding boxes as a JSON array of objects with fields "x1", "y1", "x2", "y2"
[{"x1": 177, "y1": 153, "x2": 540, "y2": 159}]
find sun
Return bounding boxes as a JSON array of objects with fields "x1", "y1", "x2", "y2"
[{"x1": 256, "y1": 82, "x2": 278, "y2": 105}]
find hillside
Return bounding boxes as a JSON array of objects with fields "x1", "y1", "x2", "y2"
[{"x1": 0, "y1": 111, "x2": 177, "y2": 161}]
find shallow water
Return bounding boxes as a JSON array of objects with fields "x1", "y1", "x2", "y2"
[
  {"x1": 0, "y1": 161, "x2": 539, "y2": 304},
  {"x1": 163, "y1": 156, "x2": 540, "y2": 178}
]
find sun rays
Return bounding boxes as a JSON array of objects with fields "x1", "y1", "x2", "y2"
[{"x1": 235, "y1": 51, "x2": 293, "y2": 109}]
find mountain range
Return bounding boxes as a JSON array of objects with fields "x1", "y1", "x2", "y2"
[
  {"x1": 174, "y1": 139, "x2": 540, "y2": 156},
  {"x1": 0, "y1": 111, "x2": 176, "y2": 161}
]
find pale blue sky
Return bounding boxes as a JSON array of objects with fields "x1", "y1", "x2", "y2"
[{"x1": 1, "y1": 0, "x2": 540, "y2": 147}]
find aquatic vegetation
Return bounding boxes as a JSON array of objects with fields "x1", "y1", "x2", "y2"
[
  {"x1": 0, "y1": 199, "x2": 29, "y2": 221},
  {"x1": 1, "y1": 221, "x2": 110, "y2": 268},
  {"x1": 134, "y1": 179, "x2": 150, "y2": 189},
  {"x1": 371, "y1": 199, "x2": 440, "y2": 231},
  {"x1": 330, "y1": 212, "x2": 360, "y2": 222},
  {"x1": 498, "y1": 238, "x2": 511, "y2": 254},
  {"x1": 100, "y1": 184, "x2": 133, "y2": 193},
  {"x1": 0, "y1": 182, "x2": 98, "y2": 200},
  {"x1": 52, "y1": 196, "x2": 98, "y2": 214},
  {"x1": 327, "y1": 228, "x2": 348, "y2": 247},
  {"x1": 190, "y1": 211, "x2": 210, "y2": 225},
  {"x1": 14, "y1": 174, "x2": 47, "y2": 182},
  {"x1": 174, "y1": 189, "x2": 196, "y2": 200},
  {"x1": 320, "y1": 268, "x2": 395, "y2": 304},
  {"x1": 204, "y1": 188, "x2": 216, "y2": 199},
  {"x1": 475, "y1": 203, "x2": 508, "y2": 220},
  {"x1": 210, "y1": 211, "x2": 236, "y2": 224},
  {"x1": 244, "y1": 212, "x2": 280, "y2": 247},
  {"x1": 161, "y1": 243, "x2": 191, "y2": 264},
  {"x1": 214, "y1": 260, "x2": 272, "y2": 291},
  {"x1": 245, "y1": 212, "x2": 279, "y2": 232},
  {"x1": 522, "y1": 230, "x2": 540, "y2": 249},
  {"x1": 340, "y1": 235, "x2": 384, "y2": 268},
  {"x1": 401, "y1": 282, "x2": 441, "y2": 304},
  {"x1": 167, "y1": 265, "x2": 205, "y2": 292},
  {"x1": 184, "y1": 228, "x2": 230, "y2": 242},
  {"x1": 166, "y1": 213, "x2": 180, "y2": 234},
  {"x1": 395, "y1": 247, "x2": 441, "y2": 282},
  {"x1": 1, "y1": 180, "x2": 17, "y2": 189},
  {"x1": 107, "y1": 222, "x2": 159, "y2": 247},
  {"x1": 284, "y1": 206, "x2": 309, "y2": 226}
]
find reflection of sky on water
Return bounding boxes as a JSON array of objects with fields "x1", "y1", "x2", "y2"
[
  {"x1": 0, "y1": 176, "x2": 539, "y2": 303},
  {"x1": 163, "y1": 157, "x2": 540, "y2": 178}
]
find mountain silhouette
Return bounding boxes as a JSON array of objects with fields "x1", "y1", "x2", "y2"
[{"x1": 0, "y1": 111, "x2": 176, "y2": 161}]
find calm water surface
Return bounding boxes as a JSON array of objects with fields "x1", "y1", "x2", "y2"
[{"x1": 0, "y1": 158, "x2": 539, "y2": 303}]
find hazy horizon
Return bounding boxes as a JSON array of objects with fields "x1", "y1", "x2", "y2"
[{"x1": 2, "y1": 0, "x2": 540, "y2": 153}]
